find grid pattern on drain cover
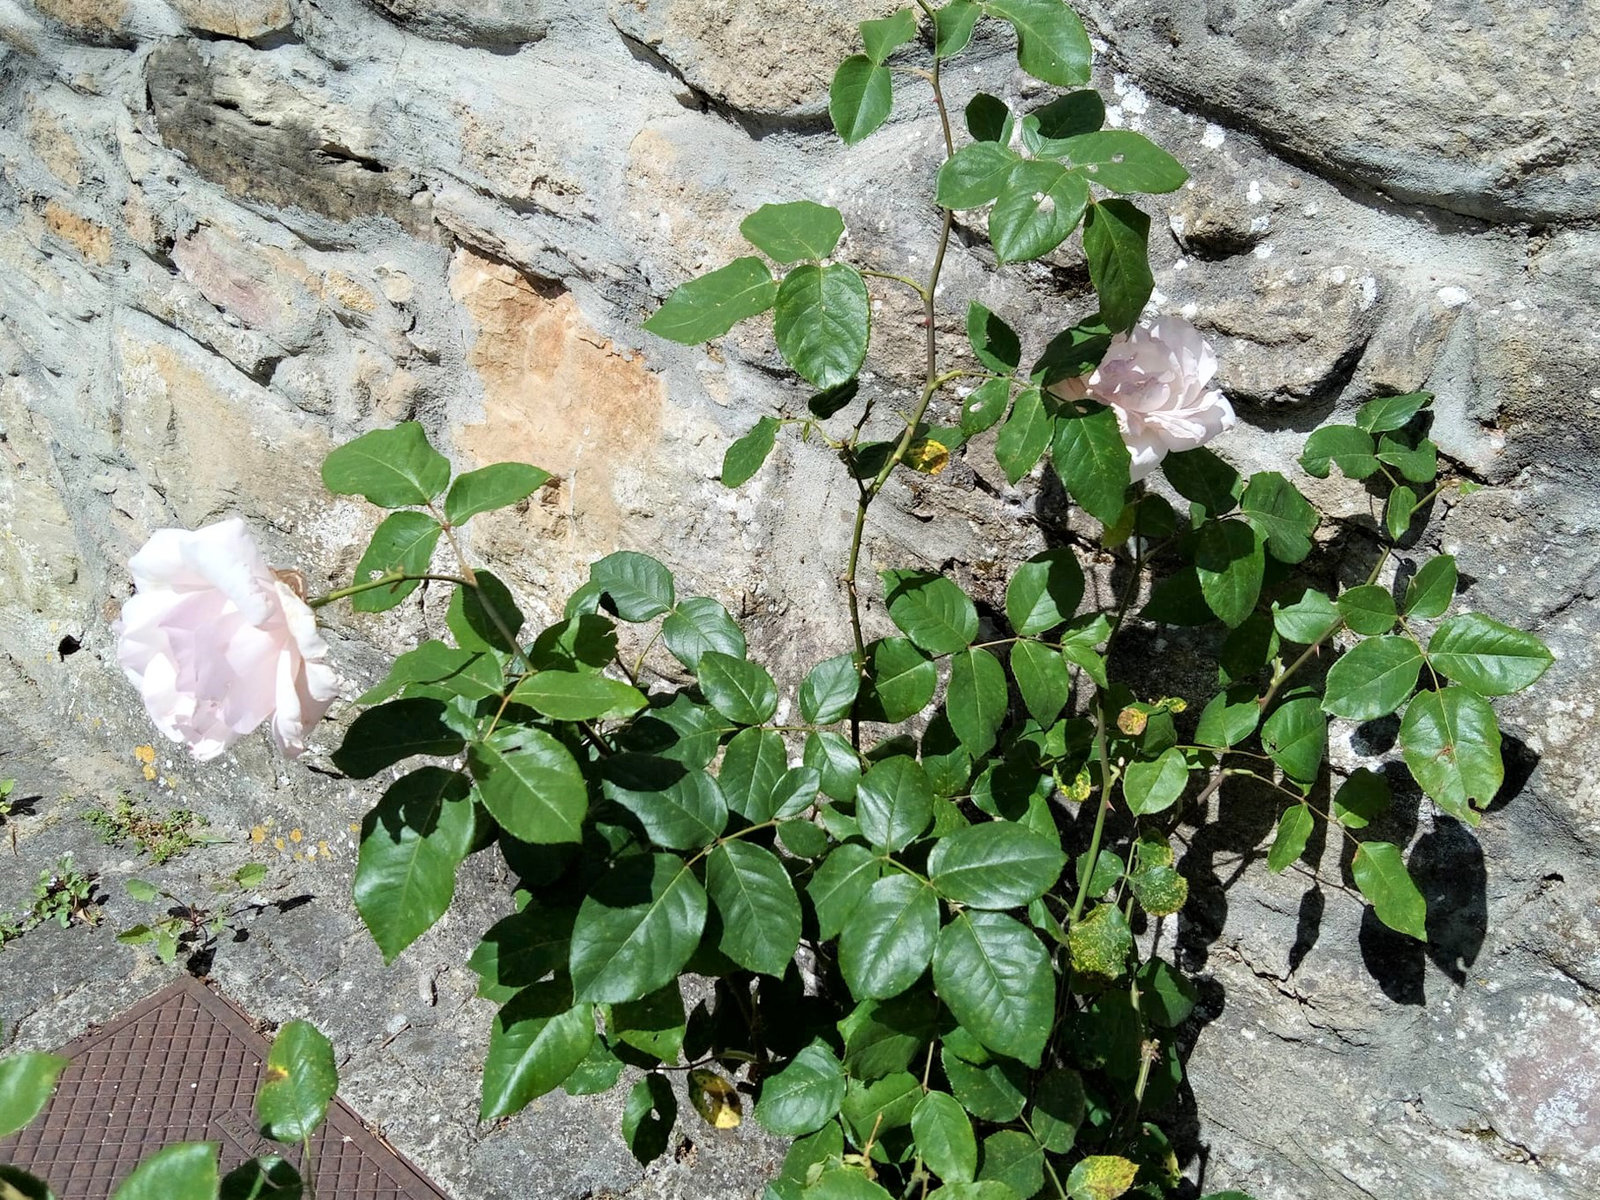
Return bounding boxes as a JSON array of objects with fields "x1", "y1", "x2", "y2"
[{"x1": 0, "y1": 976, "x2": 449, "y2": 1200}]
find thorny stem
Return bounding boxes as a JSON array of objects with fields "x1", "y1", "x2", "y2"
[{"x1": 844, "y1": 52, "x2": 958, "y2": 746}]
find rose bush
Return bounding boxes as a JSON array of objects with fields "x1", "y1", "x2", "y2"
[
  {"x1": 114, "y1": 519, "x2": 337, "y2": 761},
  {"x1": 1049, "y1": 317, "x2": 1234, "y2": 480}
]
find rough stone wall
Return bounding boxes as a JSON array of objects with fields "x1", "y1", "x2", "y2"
[{"x1": 0, "y1": 1, "x2": 1596, "y2": 1198}]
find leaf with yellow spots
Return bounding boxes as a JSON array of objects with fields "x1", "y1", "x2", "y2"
[
  {"x1": 1065, "y1": 1155, "x2": 1139, "y2": 1200},
  {"x1": 688, "y1": 1068, "x2": 742, "y2": 1129},
  {"x1": 904, "y1": 438, "x2": 951, "y2": 475}
]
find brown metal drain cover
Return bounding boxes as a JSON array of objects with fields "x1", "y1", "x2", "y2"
[{"x1": 0, "y1": 975, "x2": 451, "y2": 1200}]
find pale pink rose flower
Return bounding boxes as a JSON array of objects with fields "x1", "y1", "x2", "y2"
[
  {"x1": 1049, "y1": 316, "x2": 1235, "y2": 481},
  {"x1": 114, "y1": 519, "x2": 338, "y2": 761}
]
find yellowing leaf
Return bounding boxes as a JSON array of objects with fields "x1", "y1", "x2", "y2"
[
  {"x1": 905, "y1": 438, "x2": 951, "y2": 475},
  {"x1": 688, "y1": 1068, "x2": 742, "y2": 1129},
  {"x1": 1066, "y1": 1153, "x2": 1139, "y2": 1200}
]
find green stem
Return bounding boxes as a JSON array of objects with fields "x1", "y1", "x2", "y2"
[
  {"x1": 308, "y1": 572, "x2": 473, "y2": 608},
  {"x1": 1069, "y1": 709, "x2": 1115, "y2": 923}
]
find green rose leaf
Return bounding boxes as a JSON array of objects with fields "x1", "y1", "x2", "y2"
[
  {"x1": 447, "y1": 569, "x2": 524, "y2": 654},
  {"x1": 529, "y1": 615, "x2": 618, "y2": 676},
  {"x1": 321, "y1": 421, "x2": 449, "y2": 508},
  {"x1": 1006, "y1": 549, "x2": 1084, "y2": 635},
  {"x1": 942, "y1": 1048, "x2": 1027, "y2": 1123},
  {"x1": 697, "y1": 650, "x2": 779, "y2": 725},
  {"x1": 774, "y1": 263, "x2": 871, "y2": 389},
  {"x1": 1333, "y1": 768, "x2": 1391, "y2": 829},
  {"x1": 1299, "y1": 425, "x2": 1378, "y2": 480},
  {"x1": 882, "y1": 569, "x2": 979, "y2": 655},
  {"x1": 807, "y1": 729, "x2": 865, "y2": 801},
  {"x1": 961, "y1": 378, "x2": 1013, "y2": 437},
  {"x1": 1261, "y1": 695, "x2": 1326, "y2": 785},
  {"x1": 936, "y1": 141, "x2": 1021, "y2": 209},
  {"x1": 856, "y1": 755, "x2": 935, "y2": 852},
  {"x1": 1322, "y1": 636, "x2": 1424, "y2": 721},
  {"x1": 1162, "y1": 447, "x2": 1241, "y2": 516},
  {"x1": 1386, "y1": 484, "x2": 1420, "y2": 540},
  {"x1": 661, "y1": 595, "x2": 747, "y2": 671},
  {"x1": 809, "y1": 843, "x2": 882, "y2": 940},
  {"x1": 1378, "y1": 433, "x2": 1439, "y2": 483},
  {"x1": 860, "y1": 8, "x2": 917, "y2": 62},
  {"x1": 1404, "y1": 554, "x2": 1457, "y2": 620},
  {"x1": 967, "y1": 301, "x2": 1022, "y2": 374},
  {"x1": 1051, "y1": 404, "x2": 1132, "y2": 524},
  {"x1": 1356, "y1": 391, "x2": 1431, "y2": 433},
  {"x1": 1399, "y1": 687, "x2": 1503, "y2": 822},
  {"x1": 0, "y1": 1052, "x2": 68, "y2": 1139},
  {"x1": 470, "y1": 725, "x2": 588, "y2": 844},
  {"x1": 928, "y1": 821, "x2": 1066, "y2": 909},
  {"x1": 1337, "y1": 584, "x2": 1397, "y2": 636},
  {"x1": 256, "y1": 1021, "x2": 336, "y2": 1141},
  {"x1": 331, "y1": 698, "x2": 464, "y2": 780},
  {"x1": 591, "y1": 551, "x2": 676, "y2": 621},
  {"x1": 643, "y1": 256, "x2": 777, "y2": 344},
  {"x1": 994, "y1": 386, "x2": 1054, "y2": 483},
  {"x1": 840, "y1": 1071, "x2": 920, "y2": 1149},
  {"x1": 723, "y1": 416, "x2": 780, "y2": 488},
  {"x1": 1272, "y1": 589, "x2": 1340, "y2": 644},
  {"x1": 1061, "y1": 130, "x2": 1188, "y2": 193},
  {"x1": 570, "y1": 853, "x2": 708, "y2": 1003},
  {"x1": 965, "y1": 92, "x2": 1012, "y2": 142},
  {"x1": 707, "y1": 841, "x2": 802, "y2": 976},
  {"x1": 1428, "y1": 613, "x2": 1555, "y2": 695},
  {"x1": 468, "y1": 907, "x2": 575, "y2": 1001},
  {"x1": 480, "y1": 983, "x2": 595, "y2": 1120},
  {"x1": 980, "y1": 1129, "x2": 1045, "y2": 1198},
  {"x1": 354, "y1": 768, "x2": 476, "y2": 963},
  {"x1": 1082, "y1": 198, "x2": 1153, "y2": 332},
  {"x1": 754, "y1": 1039, "x2": 847, "y2": 1136},
  {"x1": 510, "y1": 671, "x2": 646, "y2": 722},
  {"x1": 718, "y1": 727, "x2": 787, "y2": 821},
  {"x1": 1194, "y1": 684, "x2": 1260, "y2": 748},
  {"x1": 1351, "y1": 841, "x2": 1428, "y2": 940},
  {"x1": 349, "y1": 511, "x2": 441, "y2": 613},
  {"x1": 1010, "y1": 641, "x2": 1069, "y2": 725},
  {"x1": 840, "y1": 874, "x2": 940, "y2": 1000},
  {"x1": 740, "y1": 201, "x2": 846, "y2": 264},
  {"x1": 935, "y1": 0, "x2": 982, "y2": 57},
  {"x1": 934, "y1": 910, "x2": 1054, "y2": 1066},
  {"x1": 985, "y1": 0, "x2": 1093, "y2": 86},
  {"x1": 1195, "y1": 518, "x2": 1264, "y2": 627},
  {"x1": 1266, "y1": 803, "x2": 1314, "y2": 873},
  {"x1": 990, "y1": 162, "x2": 1090, "y2": 263},
  {"x1": 947, "y1": 647, "x2": 1009, "y2": 758},
  {"x1": 1122, "y1": 747, "x2": 1189, "y2": 816},
  {"x1": 859, "y1": 637, "x2": 937, "y2": 723},
  {"x1": 621, "y1": 1074, "x2": 676, "y2": 1165},
  {"x1": 802, "y1": 653, "x2": 861, "y2": 725},
  {"x1": 601, "y1": 756, "x2": 728, "y2": 850},
  {"x1": 444, "y1": 462, "x2": 551, "y2": 526},
  {"x1": 1239, "y1": 471, "x2": 1318, "y2": 564},
  {"x1": 1137, "y1": 959, "x2": 1198, "y2": 1029},
  {"x1": 913, "y1": 1091, "x2": 978, "y2": 1183},
  {"x1": 830, "y1": 55, "x2": 894, "y2": 145},
  {"x1": 111, "y1": 1143, "x2": 219, "y2": 1200}
]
